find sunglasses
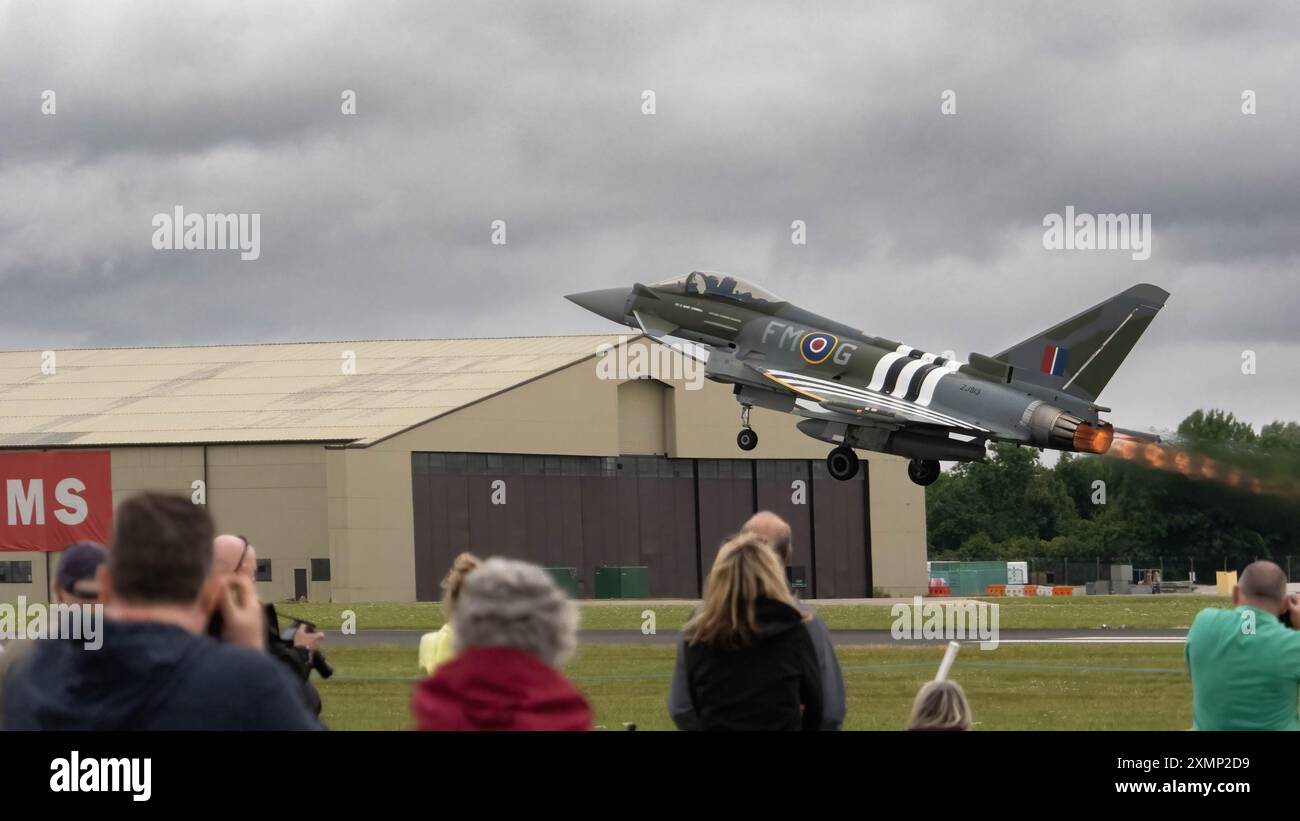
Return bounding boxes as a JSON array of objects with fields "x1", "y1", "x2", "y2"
[{"x1": 234, "y1": 535, "x2": 251, "y2": 575}]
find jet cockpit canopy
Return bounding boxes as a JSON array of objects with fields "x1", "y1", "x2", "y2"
[{"x1": 651, "y1": 271, "x2": 784, "y2": 305}]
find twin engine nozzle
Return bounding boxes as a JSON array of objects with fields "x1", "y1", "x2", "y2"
[{"x1": 1025, "y1": 401, "x2": 1114, "y2": 454}]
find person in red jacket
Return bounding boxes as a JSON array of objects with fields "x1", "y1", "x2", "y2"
[{"x1": 412, "y1": 557, "x2": 591, "y2": 731}]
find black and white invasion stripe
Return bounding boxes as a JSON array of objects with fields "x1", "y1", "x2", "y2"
[
  {"x1": 866, "y1": 345, "x2": 963, "y2": 407},
  {"x1": 763, "y1": 367, "x2": 987, "y2": 432}
]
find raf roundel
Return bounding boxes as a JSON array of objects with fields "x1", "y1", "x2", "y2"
[{"x1": 799, "y1": 332, "x2": 838, "y2": 364}]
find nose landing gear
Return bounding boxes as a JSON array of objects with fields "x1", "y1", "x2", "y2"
[
  {"x1": 736, "y1": 404, "x2": 758, "y2": 451},
  {"x1": 737, "y1": 428, "x2": 758, "y2": 451}
]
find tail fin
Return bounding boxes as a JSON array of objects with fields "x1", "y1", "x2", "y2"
[{"x1": 992, "y1": 283, "x2": 1169, "y2": 402}]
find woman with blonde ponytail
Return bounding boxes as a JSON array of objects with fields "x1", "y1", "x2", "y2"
[
  {"x1": 417, "y1": 552, "x2": 481, "y2": 676},
  {"x1": 680, "y1": 533, "x2": 824, "y2": 730}
]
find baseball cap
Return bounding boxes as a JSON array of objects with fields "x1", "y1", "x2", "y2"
[{"x1": 56, "y1": 541, "x2": 108, "y2": 598}]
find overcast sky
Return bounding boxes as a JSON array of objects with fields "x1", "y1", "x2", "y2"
[{"x1": 1, "y1": 1, "x2": 1296, "y2": 434}]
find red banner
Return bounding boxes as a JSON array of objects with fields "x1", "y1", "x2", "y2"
[{"x1": 0, "y1": 451, "x2": 112, "y2": 552}]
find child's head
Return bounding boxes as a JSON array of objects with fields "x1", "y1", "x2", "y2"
[{"x1": 907, "y1": 679, "x2": 972, "y2": 731}]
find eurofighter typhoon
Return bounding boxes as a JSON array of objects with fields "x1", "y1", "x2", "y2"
[{"x1": 567, "y1": 272, "x2": 1169, "y2": 486}]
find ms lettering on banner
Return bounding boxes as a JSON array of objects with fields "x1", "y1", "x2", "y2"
[{"x1": 1, "y1": 451, "x2": 112, "y2": 551}]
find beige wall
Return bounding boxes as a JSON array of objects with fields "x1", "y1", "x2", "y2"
[
  {"x1": 109, "y1": 445, "x2": 206, "y2": 501},
  {"x1": 325, "y1": 446, "x2": 416, "y2": 601},
  {"x1": 206, "y1": 444, "x2": 330, "y2": 603},
  {"x1": 867, "y1": 460, "x2": 928, "y2": 596},
  {"x1": 1, "y1": 444, "x2": 330, "y2": 606},
  {"x1": 618, "y1": 378, "x2": 669, "y2": 455}
]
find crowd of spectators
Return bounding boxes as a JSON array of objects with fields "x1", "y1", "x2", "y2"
[{"x1": 8, "y1": 491, "x2": 1290, "y2": 732}]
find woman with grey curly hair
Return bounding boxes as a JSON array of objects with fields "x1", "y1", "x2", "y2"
[{"x1": 411, "y1": 558, "x2": 591, "y2": 731}]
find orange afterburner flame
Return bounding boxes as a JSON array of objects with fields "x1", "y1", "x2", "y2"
[
  {"x1": 1072, "y1": 421, "x2": 1114, "y2": 454},
  {"x1": 1105, "y1": 431, "x2": 1287, "y2": 497},
  {"x1": 1111, "y1": 436, "x2": 1138, "y2": 460}
]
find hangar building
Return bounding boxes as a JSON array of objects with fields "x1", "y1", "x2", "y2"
[{"x1": 0, "y1": 334, "x2": 927, "y2": 605}]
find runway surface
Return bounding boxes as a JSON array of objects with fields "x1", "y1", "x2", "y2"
[{"x1": 329, "y1": 628, "x2": 1189, "y2": 647}]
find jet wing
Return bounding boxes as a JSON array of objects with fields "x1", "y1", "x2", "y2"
[{"x1": 758, "y1": 367, "x2": 990, "y2": 433}]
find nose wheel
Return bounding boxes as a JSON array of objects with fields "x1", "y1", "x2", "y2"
[
  {"x1": 907, "y1": 458, "x2": 941, "y2": 486},
  {"x1": 736, "y1": 405, "x2": 758, "y2": 451},
  {"x1": 826, "y1": 446, "x2": 860, "y2": 481},
  {"x1": 737, "y1": 428, "x2": 758, "y2": 451}
]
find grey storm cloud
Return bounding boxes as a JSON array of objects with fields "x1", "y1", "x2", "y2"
[{"x1": 0, "y1": 0, "x2": 1297, "y2": 432}]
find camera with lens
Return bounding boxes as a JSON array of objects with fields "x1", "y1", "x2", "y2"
[{"x1": 282, "y1": 618, "x2": 334, "y2": 679}]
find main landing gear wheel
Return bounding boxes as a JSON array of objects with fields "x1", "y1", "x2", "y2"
[
  {"x1": 736, "y1": 404, "x2": 758, "y2": 451},
  {"x1": 907, "y1": 458, "x2": 941, "y2": 486},
  {"x1": 826, "y1": 446, "x2": 860, "y2": 481}
]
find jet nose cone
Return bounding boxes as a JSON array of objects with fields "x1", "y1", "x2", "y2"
[{"x1": 565, "y1": 287, "x2": 633, "y2": 324}]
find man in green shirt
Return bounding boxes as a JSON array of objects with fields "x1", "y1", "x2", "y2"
[{"x1": 1185, "y1": 561, "x2": 1300, "y2": 730}]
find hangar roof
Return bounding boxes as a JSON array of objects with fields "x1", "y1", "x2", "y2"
[{"x1": 0, "y1": 335, "x2": 631, "y2": 448}]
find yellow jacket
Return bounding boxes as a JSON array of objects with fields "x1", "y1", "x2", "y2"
[{"x1": 417, "y1": 624, "x2": 458, "y2": 677}]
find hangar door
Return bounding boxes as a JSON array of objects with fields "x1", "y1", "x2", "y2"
[
  {"x1": 412, "y1": 453, "x2": 695, "y2": 599},
  {"x1": 411, "y1": 452, "x2": 872, "y2": 600}
]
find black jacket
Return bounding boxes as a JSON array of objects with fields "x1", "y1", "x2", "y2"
[
  {"x1": 682, "y1": 597, "x2": 824, "y2": 731},
  {"x1": 671, "y1": 607, "x2": 845, "y2": 730},
  {"x1": 208, "y1": 602, "x2": 321, "y2": 716},
  {"x1": 263, "y1": 603, "x2": 322, "y2": 716},
  {"x1": 1, "y1": 619, "x2": 322, "y2": 731}
]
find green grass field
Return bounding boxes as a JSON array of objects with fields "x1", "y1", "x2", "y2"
[
  {"x1": 317, "y1": 642, "x2": 1193, "y2": 731},
  {"x1": 281, "y1": 594, "x2": 1231, "y2": 633},
  {"x1": 290, "y1": 594, "x2": 1223, "y2": 730}
]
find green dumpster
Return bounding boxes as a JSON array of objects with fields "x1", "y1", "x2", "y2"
[{"x1": 594, "y1": 566, "x2": 650, "y2": 599}]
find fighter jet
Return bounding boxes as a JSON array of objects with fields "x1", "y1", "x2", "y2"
[{"x1": 567, "y1": 272, "x2": 1169, "y2": 486}]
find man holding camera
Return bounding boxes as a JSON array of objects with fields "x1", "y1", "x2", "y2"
[
  {"x1": 1185, "y1": 560, "x2": 1300, "y2": 730},
  {"x1": 212, "y1": 534, "x2": 329, "y2": 716}
]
